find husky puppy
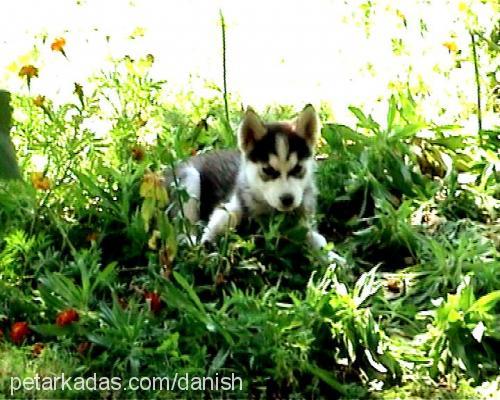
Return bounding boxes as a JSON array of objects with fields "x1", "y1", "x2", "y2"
[{"x1": 171, "y1": 105, "x2": 333, "y2": 257}]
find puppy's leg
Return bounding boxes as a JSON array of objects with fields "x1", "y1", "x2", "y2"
[
  {"x1": 307, "y1": 229, "x2": 346, "y2": 264},
  {"x1": 176, "y1": 166, "x2": 201, "y2": 244},
  {"x1": 179, "y1": 166, "x2": 201, "y2": 224},
  {"x1": 302, "y1": 187, "x2": 345, "y2": 264},
  {"x1": 201, "y1": 195, "x2": 242, "y2": 244},
  {"x1": 307, "y1": 229, "x2": 327, "y2": 249}
]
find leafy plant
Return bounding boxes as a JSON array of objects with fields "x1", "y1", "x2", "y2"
[{"x1": 422, "y1": 276, "x2": 500, "y2": 381}]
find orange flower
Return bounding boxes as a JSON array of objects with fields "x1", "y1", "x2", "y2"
[
  {"x1": 51, "y1": 37, "x2": 66, "y2": 54},
  {"x1": 19, "y1": 65, "x2": 39, "y2": 90},
  {"x1": 215, "y1": 273, "x2": 226, "y2": 286},
  {"x1": 386, "y1": 278, "x2": 402, "y2": 294},
  {"x1": 85, "y1": 231, "x2": 99, "y2": 242},
  {"x1": 19, "y1": 65, "x2": 39, "y2": 78},
  {"x1": 443, "y1": 41, "x2": 458, "y2": 52},
  {"x1": 33, "y1": 95, "x2": 45, "y2": 107},
  {"x1": 31, "y1": 172, "x2": 51, "y2": 191},
  {"x1": 10, "y1": 322, "x2": 30, "y2": 344},
  {"x1": 55, "y1": 309, "x2": 79, "y2": 327},
  {"x1": 118, "y1": 297, "x2": 128, "y2": 309},
  {"x1": 32, "y1": 342, "x2": 45, "y2": 357}
]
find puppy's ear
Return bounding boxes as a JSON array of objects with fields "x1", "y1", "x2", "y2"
[
  {"x1": 238, "y1": 107, "x2": 266, "y2": 153},
  {"x1": 295, "y1": 104, "x2": 320, "y2": 146}
]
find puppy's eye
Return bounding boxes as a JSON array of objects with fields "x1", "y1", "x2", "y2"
[
  {"x1": 262, "y1": 166, "x2": 280, "y2": 179},
  {"x1": 288, "y1": 165, "x2": 303, "y2": 177}
]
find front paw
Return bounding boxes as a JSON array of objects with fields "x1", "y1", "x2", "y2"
[
  {"x1": 200, "y1": 232, "x2": 212, "y2": 246},
  {"x1": 326, "y1": 250, "x2": 346, "y2": 265},
  {"x1": 178, "y1": 234, "x2": 199, "y2": 247},
  {"x1": 199, "y1": 236, "x2": 218, "y2": 253}
]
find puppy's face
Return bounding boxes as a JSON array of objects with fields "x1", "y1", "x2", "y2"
[{"x1": 238, "y1": 105, "x2": 320, "y2": 211}]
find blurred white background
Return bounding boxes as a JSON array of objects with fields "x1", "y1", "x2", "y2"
[{"x1": 0, "y1": 0, "x2": 497, "y2": 126}]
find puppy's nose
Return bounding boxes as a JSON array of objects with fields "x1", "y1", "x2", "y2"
[{"x1": 280, "y1": 193, "x2": 294, "y2": 208}]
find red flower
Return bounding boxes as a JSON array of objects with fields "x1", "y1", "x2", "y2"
[
  {"x1": 76, "y1": 341, "x2": 91, "y2": 355},
  {"x1": 131, "y1": 145, "x2": 145, "y2": 162},
  {"x1": 56, "y1": 309, "x2": 79, "y2": 327},
  {"x1": 10, "y1": 322, "x2": 30, "y2": 344},
  {"x1": 144, "y1": 291, "x2": 163, "y2": 314}
]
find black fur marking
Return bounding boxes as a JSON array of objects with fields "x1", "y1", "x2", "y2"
[
  {"x1": 247, "y1": 123, "x2": 312, "y2": 163},
  {"x1": 179, "y1": 150, "x2": 240, "y2": 221},
  {"x1": 261, "y1": 166, "x2": 280, "y2": 181},
  {"x1": 288, "y1": 164, "x2": 305, "y2": 178}
]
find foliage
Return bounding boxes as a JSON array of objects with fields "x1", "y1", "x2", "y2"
[{"x1": 1, "y1": 19, "x2": 499, "y2": 398}]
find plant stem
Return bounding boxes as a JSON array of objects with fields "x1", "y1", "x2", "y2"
[
  {"x1": 220, "y1": 10, "x2": 230, "y2": 128},
  {"x1": 168, "y1": 159, "x2": 195, "y2": 247},
  {"x1": 469, "y1": 31, "x2": 483, "y2": 146}
]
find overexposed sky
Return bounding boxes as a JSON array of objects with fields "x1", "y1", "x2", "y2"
[{"x1": 0, "y1": 0, "x2": 497, "y2": 125}]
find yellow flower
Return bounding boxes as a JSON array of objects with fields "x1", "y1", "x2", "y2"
[
  {"x1": 31, "y1": 172, "x2": 51, "y2": 191},
  {"x1": 443, "y1": 41, "x2": 458, "y2": 52},
  {"x1": 140, "y1": 171, "x2": 168, "y2": 205},
  {"x1": 458, "y1": 2, "x2": 468, "y2": 12},
  {"x1": 148, "y1": 230, "x2": 161, "y2": 250},
  {"x1": 19, "y1": 65, "x2": 39, "y2": 78},
  {"x1": 395, "y1": 9, "x2": 406, "y2": 22}
]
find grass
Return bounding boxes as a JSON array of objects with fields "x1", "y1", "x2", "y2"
[{"x1": 0, "y1": 53, "x2": 499, "y2": 399}]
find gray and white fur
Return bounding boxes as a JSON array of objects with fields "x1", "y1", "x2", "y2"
[{"x1": 169, "y1": 105, "x2": 338, "y2": 260}]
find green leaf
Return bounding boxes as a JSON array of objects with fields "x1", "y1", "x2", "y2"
[
  {"x1": 353, "y1": 267, "x2": 380, "y2": 307},
  {"x1": 306, "y1": 364, "x2": 350, "y2": 395},
  {"x1": 393, "y1": 123, "x2": 423, "y2": 139},
  {"x1": 173, "y1": 271, "x2": 206, "y2": 313},
  {"x1": 323, "y1": 123, "x2": 370, "y2": 146},
  {"x1": 141, "y1": 197, "x2": 156, "y2": 232},
  {"x1": 468, "y1": 291, "x2": 500, "y2": 313},
  {"x1": 39, "y1": 273, "x2": 84, "y2": 308},
  {"x1": 30, "y1": 323, "x2": 76, "y2": 337},
  {"x1": 387, "y1": 95, "x2": 396, "y2": 131},
  {"x1": 208, "y1": 348, "x2": 230, "y2": 374},
  {"x1": 93, "y1": 261, "x2": 117, "y2": 291},
  {"x1": 74, "y1": 170, "x2": 104, "y2": 197},
  {"x1": 348, "y1": 106, "x2": 380, "y2": 133},
  {"x1": 0, "y1": 90, "x2": 11, "y2": 133},
  {"x1": 430, "y1": 136, "x2": 465, "y2": 150}
]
